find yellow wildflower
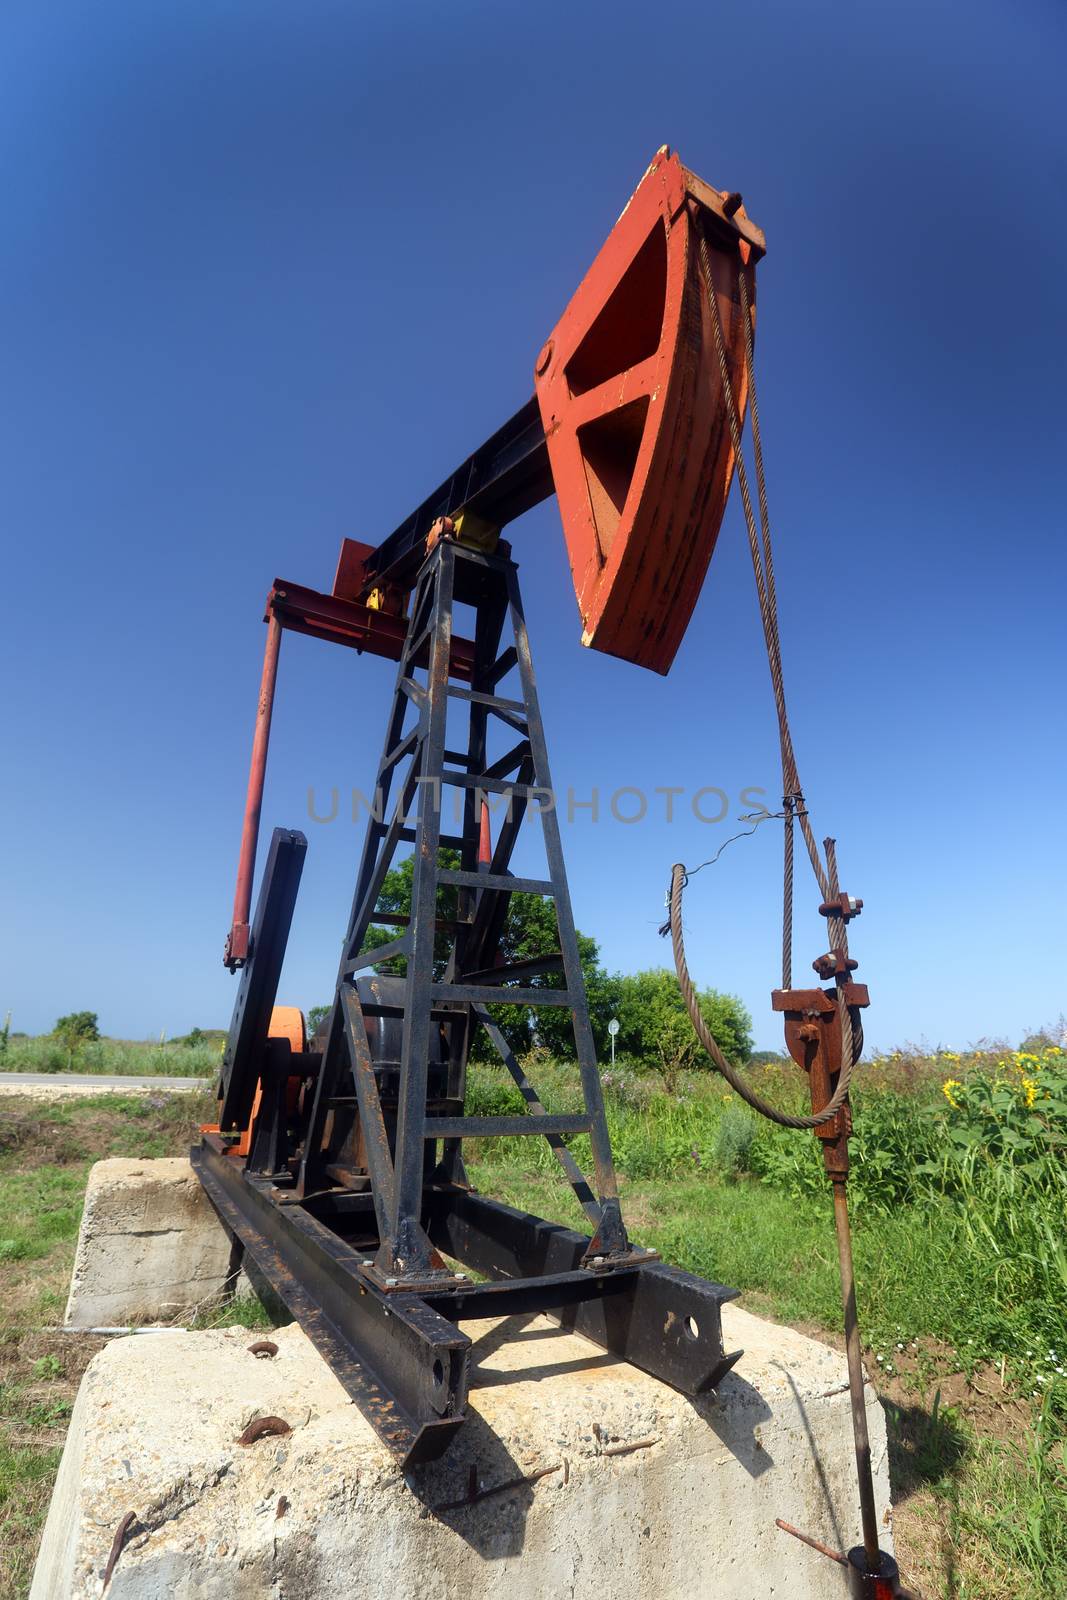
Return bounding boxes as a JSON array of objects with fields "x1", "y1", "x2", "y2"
[
  {"x1": 1021, "y1": 1076, "x2": 1039, "y2": 1109},
  {"x1": 942, "y1": 1079, "x2": 963, "y2": 1110}
]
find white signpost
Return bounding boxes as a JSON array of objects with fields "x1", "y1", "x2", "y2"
[{"x1": 607, "y1": 1017, "x2": 619, "y2": 1066}]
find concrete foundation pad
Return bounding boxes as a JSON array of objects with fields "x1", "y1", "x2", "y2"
[
  {"x1": 41, "y1": 1158, "x2": 892, "y2": 1596},
  {"x1": 63, "y1": 1158, "x2": 244, "y2": 1329},
  {"x1": 36, "y1": 1317, "x2": 891, "y2": 1598}
]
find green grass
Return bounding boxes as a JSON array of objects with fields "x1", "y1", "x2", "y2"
[
  {"x1": 1, "y1": 1049, "x2": 1065, "y2": 1598},
  {"x1": 0, "y1": 1439, "x2": 64, "y2": 1595},
  {"x1": 0, "y1": 1088, "x2": 233, "y2": 1598},
  {"x1": 0, "y1": 1168, "x2": 88, "y2": 1263},
  {"x1": 0, "y1": 1034, "x2": 223, "y2": 1076},
  {"x1": 464, "y1": 1045, "x2": 1067, "y2": 1600}
]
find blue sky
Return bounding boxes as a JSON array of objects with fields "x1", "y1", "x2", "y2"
[{"x1": 2, "y1": 1, "x2": 1063, "y2": 1050}]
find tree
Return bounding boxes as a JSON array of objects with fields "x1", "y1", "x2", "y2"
[
  {"x1": 349, "y1": 851, "x2": 611, "y2": 1061},
  {"x1": 51, "y1": 1010, "x2": 100, "y2": 1068},
  {"x1": 361, "y1": 849, "x2": 461, "y2": 979},
  {"x1": 613, "y1": 969, "x2": 752, "y2": 1086},
  {"x1": 306, "y1": 1004, "x2": 331, "y2": 1040},
  {"x1": 476, "y1": 890, "x2": 616, "y2": 1061},
  {"x1": 52, "y1": 1011, "x2": 100, "y2": 1043}
]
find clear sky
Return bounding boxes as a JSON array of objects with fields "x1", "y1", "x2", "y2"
[{"x1": 2, "y1": 1, "x2": 1064, "y2": 1051}]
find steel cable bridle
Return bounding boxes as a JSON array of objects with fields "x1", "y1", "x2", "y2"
[
  {"x1": 669, "y1": 864, "x2": 856, "y2": 1129},
  {"x1": 684, "y1": 221, "x2": 889, "y2": 1580},
  {"x1": 666, "y1": 220, "x2": 861, "y2": 1129}
]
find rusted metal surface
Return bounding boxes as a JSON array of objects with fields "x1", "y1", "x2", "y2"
[
  {"x1": 834, "y1": 1180, "x2": 880, "y2": 1566},
  {"x1": 534, "y1": 147, "x2": 763, "y2": 674},
  {"x1": 267, "y1": 578, "x2": 476, "y2": 678},
  {"x1": 772, "y1": 983, "x2": 870, "y2": 1178},
  {"x1": 773, "y1": 967, "x2": 883, "y2": 1575},
  {"x1": 775, "y1": 1518, "x2": 847, "y2": 1565},
  {"x1": 331, "y1": 536, "x2": 376, "y2": 601},
  {"x1": 247, "y1": 1339, "x2": 278, "y2": 1359},
  {"x1": 101, "y1": 1511, "x2": 137, "y2": 1592},
  {"x1": 224, "y1": 610, "x2": 282, "y2": 970},
  {"x1": 235, "y1": 1415, "x2": 291, "y2": 1446}
]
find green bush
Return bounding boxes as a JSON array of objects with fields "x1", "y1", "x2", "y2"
[
  {"x1": 749, "y1": 1089, "x2": 943, "y2": 1213},
  {"x1": 463, "y1": 1063, "x2": 525, "y2": 1119},
  {"x1": 1, "y1": 1035, "x2": 219, "y2": 1078}
]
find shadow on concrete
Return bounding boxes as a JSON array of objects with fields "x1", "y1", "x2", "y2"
[
  {"x1": 405, "y1": 1312, "x2": 777, "y2": 1557},
  {"x1": 778, "y1": 1365, "x2": 850, "y2": 1568},
  {"x1": 406, "y1": 1417, "x2": 541, "y2": 1555},
  {"x1": 686, "y1": 1368, "x2": 776, "y2": 1480}
]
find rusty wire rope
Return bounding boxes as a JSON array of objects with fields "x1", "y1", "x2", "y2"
[{"x1": 664, "y1": 222, "x2": 862, "y2": 1129}]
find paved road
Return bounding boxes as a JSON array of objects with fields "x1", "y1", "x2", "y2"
[{"x1": 0, "y1": 1072, "x2": 212, "y2": 1097}]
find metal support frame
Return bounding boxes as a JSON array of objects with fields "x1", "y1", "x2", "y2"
[
  {"x1": 296, "y1": 538, "x2": 631, "y2": 1273},
  {"x1": 197, "y1": 538, "x2": 742, "y2": 1466}
]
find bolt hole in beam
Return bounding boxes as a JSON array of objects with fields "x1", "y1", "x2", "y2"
[{"x1": 685, "y1": 1316, "x2": 700, "y2": 1341}]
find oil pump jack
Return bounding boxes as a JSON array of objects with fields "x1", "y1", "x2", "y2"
[{"x1": 194, "y1": 148, "x2": 908, "y2": 1597}]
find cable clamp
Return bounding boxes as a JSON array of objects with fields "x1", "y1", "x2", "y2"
[
  {"x1": 818, "y1": 892, "x2": 863, "y2": 923},
  {"x1": 812, "y1": 950, "x2": 858, "y2": 980}
]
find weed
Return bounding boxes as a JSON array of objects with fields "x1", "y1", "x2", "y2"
[{"x1": 713, "y1": 1105, "x2": 758, "y2": 1174}]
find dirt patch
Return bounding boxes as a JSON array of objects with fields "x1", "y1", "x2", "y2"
[
  {"x1": 0, "y1": 1093, "x2": 215, "y2": 1171},
  {"x1": 0, "y1": 1112, "x2": 103, "y2": 1168},
  {"x1": 748, "y1": 1318, "x2": 1029, "y2": 1449},
  {"x1": 0, "y1": 1328, "x2": 106, "y2": 1452},
  {"x1": 876, "y1": 1342, "x2": 1030, "y2": 1453}
]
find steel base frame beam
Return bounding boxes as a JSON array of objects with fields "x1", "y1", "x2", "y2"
[
  {"x1": 193, "y1": 1137, "x2": 467, "y2": 1466},
  {"x1": 193, "y1": 1137, "x2": 741, "y2": 1469}
]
